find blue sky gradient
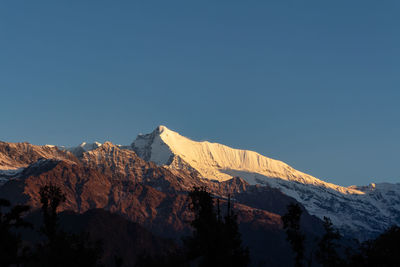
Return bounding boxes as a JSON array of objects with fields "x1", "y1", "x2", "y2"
[{"x1": 1, "y1": 1, "x2": 400, "y2": 186}]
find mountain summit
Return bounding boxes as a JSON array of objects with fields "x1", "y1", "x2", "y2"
[{"x1": 133, "y1": 126, "x2": 361, "y2": 192}]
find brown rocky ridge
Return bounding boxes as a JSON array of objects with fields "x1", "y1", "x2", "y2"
[{"x1": 0, "y1": 141, "x2": 324, "y2": 266}]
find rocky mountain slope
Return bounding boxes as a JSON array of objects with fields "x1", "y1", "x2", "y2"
[
  {"x1": 0, "y1": 141, "x2": 77, "y2": 185},
  {"x1": 0, "y1": 141, "x2": 323, "y2": 265},
  {"x1": 131, "y1": 126, "x2": 400, "y2": 239}
]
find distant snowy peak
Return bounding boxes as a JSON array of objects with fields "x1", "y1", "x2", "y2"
[
  {"x1": 132, "y1": 126, "x2": 363, "y2": 195},
  {"x1": 62, "y1": 141, "x2": 103, "y2": 157},
  {"x1": 80, "y1": 141, "x2": 103, "y2": 151}
]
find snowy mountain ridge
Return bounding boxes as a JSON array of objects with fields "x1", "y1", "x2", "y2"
[
  {"x1": 133, "y1": 126, "x2": 363, "y2": 194},
  {"x1": 131, "y1": 126, "x2": 400, "y2": 239}
]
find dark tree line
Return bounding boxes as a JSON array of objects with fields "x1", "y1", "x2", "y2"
[
  {"x1": 33, "y1": 184, "x2": 103, "y2": 267},
  {"x1": 0, "y1": 198, "x2": 32, "y2": 266},
  {"x1": 1, "y1": 184, "x2": 248, "y2": 267},
  {"x1": 348, "y1": 225, "x2": 400, "y2": 267},
  {"x1": 282, "y1": 202, "x2": 400, "y2": 267},
  {"x1": 0, "y1": 184, "x2": 103, "y2": 267},
  {"x1": 1, "y1": 183, "x2": 398, "y2": 267},
  {"x1": 184, "y1": 187, "x2": 249, "y2": 267},
  {"x1": 136, "y1": 187, "x2": 250, "y2": 267}
]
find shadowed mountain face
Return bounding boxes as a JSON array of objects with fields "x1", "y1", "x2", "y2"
[{"x1": 0, "y1": 141, "x2": 324, "y2": 266}]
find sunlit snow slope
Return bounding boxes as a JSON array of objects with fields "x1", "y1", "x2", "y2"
[
  {"x1": 133, "y1": 126, "x2": 360, "y2": 192},
  {"x1": 132, "y1": 126, "x2": 400, "y2": 239}
]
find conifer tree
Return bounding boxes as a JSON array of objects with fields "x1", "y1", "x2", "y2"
[
  {"x1": 184, "y1": 187, "x2": 219, "y2": 265},
  {"x1": 316, "y1": 216, "x2": 342, "y2": 267},
  {"x1": 282, "y1": 203, "x2": 305, "y2": 267},
  {"x1": 222, "y1": 194, "x2": 250, "y2": 267},
  {"x1": 39, "y1": 184, "x2": 66, "y2": 242},
  {"x1": 185, "y1": 187, "x2": 249, "y2": 267}
]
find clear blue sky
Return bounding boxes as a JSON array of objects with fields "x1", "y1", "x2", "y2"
[{"x1": 1, "y1": 1, "x2": 399, "y2": 186}]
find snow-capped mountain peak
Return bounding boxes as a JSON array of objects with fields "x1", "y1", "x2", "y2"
[
  {"x1": 78, "y1": 141, "x2": 103, "y2": 151},
  {"x1": 132, "y1": 126, "x2": 400, "y2": 239},
  {"x1": 61, "y1": 141, "x2": 103, "y2": 157},
  {"x1": 133, "y1": 126, "x2": 362, "y2": 194}
]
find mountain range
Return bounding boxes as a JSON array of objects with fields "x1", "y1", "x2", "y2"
[{"x1": 0, "y1": 125, "x2": 399, "y2": 263}]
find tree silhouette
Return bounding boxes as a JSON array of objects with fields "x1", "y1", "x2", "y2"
[
  {"x1": 315, "y1": 216, "x2": 342, "y2": 267},
  {"x1": 222, "y1": 195, "x2": 250, "y2": 267},
  {"x1": 39, "y1": 184, "x2": 66, "y2": 242},
  {"x1": 33, "y1": 184, "x2": 103, "y2": 267},
  {"x1": 282, "y1": 203, "x2": 305, "y2": 267},
  {"x1": 0, "y1": 198, "x2": 31, "y2": 266},
  {"x1": 184, "y1": 187, "x2": 249, "y2": 267},
  {"x1": 184, "y1": 186, "x2": 219, "y2": 265}
]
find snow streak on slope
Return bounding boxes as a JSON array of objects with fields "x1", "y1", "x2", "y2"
[
  {"x1": 132, "y1": 126, "x2": 400, "y2": 239},
  {"x1": 0, "y1": 168, "x2": 24, "y2": 185}
]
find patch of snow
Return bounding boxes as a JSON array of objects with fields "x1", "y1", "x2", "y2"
[
  {"x1": 0, "y1": 167, "x2": 25, "y2": 186},
  {"x1": 0, "y1": 168, "x2": 24, "y2": 176},
  {"x1": 45, "y1": 144, "x2": 56, "y2": 148}
]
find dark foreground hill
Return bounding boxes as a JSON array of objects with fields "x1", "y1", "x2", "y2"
[{"x1": 17, "y1": 209, "x2": 177, "y2": 266}]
